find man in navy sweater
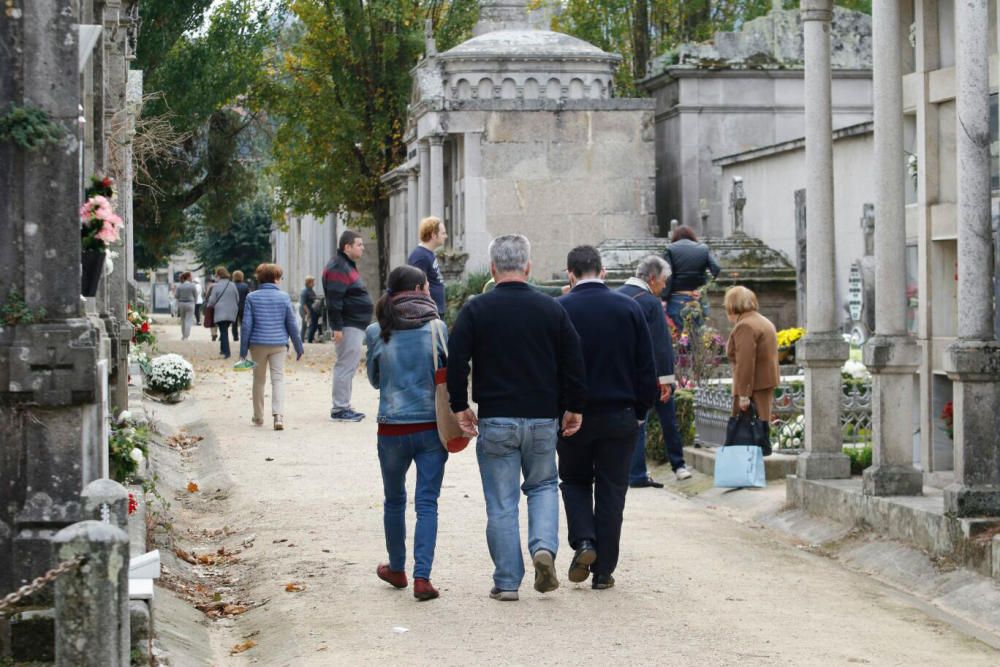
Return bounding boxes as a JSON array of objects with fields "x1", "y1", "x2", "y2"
[
  {"x1": 619, "y1": 256, "x2": 693, "y2": 486},
  {"x1": 557, "y1": 246, "x2": 659, "y2": 590},
  {"x1": 447, "y1": 234, "x2": 587, "y2": 601},
  {"x1": 406, "y1": 216, "x2": 447, "y2": 315}
]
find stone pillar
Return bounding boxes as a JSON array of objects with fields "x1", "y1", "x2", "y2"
[
  {"x1": 407, "y1": 168, "x2": 419, "y2": 250},
  {"x1": 53, "y1": 521, "x2": 130, "y2": 666},
  {"x1": 796, "y1": 0, "x2": 851, "y2": 480},
  {"x1": 418, "y1": 141, "x2": 430, "y2": 219},
  {"x1": 429, "y1": 134, "x2": 445, "y2": 219},
  {"x1": 863, "y1": 0, "x2": 922, "y2": 496},
  {"x1": 0, "y1": 0, "x2": 105, "y2": 603},
  {"x1": 944, "y1": 0, "x2": 1000, "y2": 517}
]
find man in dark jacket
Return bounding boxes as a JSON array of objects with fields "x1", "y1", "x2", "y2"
[
  {"x1": 557, "y1": 245, "x2": 658, "y2": 590},
  {"x1": 323, "y1": 230, "x2": 374, "y2": 422},
  {"x1": 619, "y1": 256, "x2": 693, "y2": 486},
  {"x1": 448, "y1": 234, "x2": 587, "y2": 601}
]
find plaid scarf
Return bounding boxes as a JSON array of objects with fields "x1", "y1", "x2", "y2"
[{"x1": 389, "y1": 292, "x2": 439, "y2": 330}]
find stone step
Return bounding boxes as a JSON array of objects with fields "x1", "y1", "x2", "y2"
[{"x1": 684, "y1": 445, "x2": 798, "y2": 480}]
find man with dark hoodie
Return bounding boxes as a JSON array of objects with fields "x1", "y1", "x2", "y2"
[{"x1": 323, "y1": 230, "x2": 374, "y2": 422}]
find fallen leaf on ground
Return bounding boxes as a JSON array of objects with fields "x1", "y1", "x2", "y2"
[
  {"x1": 223, "y1": 604, "x2": 248, "y2": 616},
  {"x1": 230, "y1": 639, "x2": 256, "y2": 655},
  {"x1": 187, "y1": 481, "x2": 199, "y2": 493},
  {"x1": 174, "y1": 548, "x2": 197, "y2": 564},
  {"x1": 285, "y1": 582, "x2": 305, "y2": 592}
]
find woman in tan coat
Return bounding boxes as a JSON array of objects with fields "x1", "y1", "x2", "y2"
[{"x1": 725, "y1": 286, "x2": 780, "y2": 421}]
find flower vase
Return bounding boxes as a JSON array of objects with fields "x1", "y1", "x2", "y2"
[
  {"x1": 81, "y1": 248, "x2": 106, "y2": 297},
  {"x1": 778, "y1": 346, "x2": 794, "y2": 364}
]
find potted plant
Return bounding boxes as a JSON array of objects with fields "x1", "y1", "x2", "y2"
[
  {"x1": 776, "y1": 327, "x2": 805, "y2": 364},
  {"x1": 79, "y1": 176, "x2": 123, "y2": 296}
]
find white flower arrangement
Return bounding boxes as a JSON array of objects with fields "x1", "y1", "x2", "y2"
[
  {"x1": 147, "y1": 353, "x2": 194, "y2": 394},
  {"x1": 776, "y1": 414, "x2": 805, "y2": 449},
  {"x1": 842, "y1": 359, "x2": 870, "y2": 381}
]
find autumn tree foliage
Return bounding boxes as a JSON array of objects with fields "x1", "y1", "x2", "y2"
[{"x1": 265, "y1": 0, "x2": 477, "y2": 287}]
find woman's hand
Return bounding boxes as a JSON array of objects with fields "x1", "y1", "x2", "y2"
[{"x1": 738, "y1": 396, "x2": 751, "y2": 411}]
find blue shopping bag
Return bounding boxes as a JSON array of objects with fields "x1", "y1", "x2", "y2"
[{"x1": 714, "y1": 445, "x2": 766, "y2": 488}]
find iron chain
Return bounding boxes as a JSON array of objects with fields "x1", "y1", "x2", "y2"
[{"x1": 0, "y1": 556, "x2": 86, "y2": 614}]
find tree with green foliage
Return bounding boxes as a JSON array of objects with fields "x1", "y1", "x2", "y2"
[
  {"x1": 188, "y1": 196, "x2": 275, "y2": 280},
  {"x1": 133, "y1": 0, "x2": 284, "y2": 268},
  {"x1": 555, "y1": 0, "x2": 871, "y2": 96},
  {"x1": 264, "y1": 0, "x2": 478, "y2": 287}
]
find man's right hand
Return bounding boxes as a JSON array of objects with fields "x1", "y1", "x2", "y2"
[
  {"x1": 561, "y1": 411, "x2": 583, "y2": 437},
  {"x1": 455, "y1": 408, "x2": 479, "y2": 436},
  {"x1": 334, "y1": 330, "x2": 344, "y2": 344}
]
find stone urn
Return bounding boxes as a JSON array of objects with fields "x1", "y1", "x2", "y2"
[{"x1": 438, "y1": 250, "x2": 469, "y2": 282}]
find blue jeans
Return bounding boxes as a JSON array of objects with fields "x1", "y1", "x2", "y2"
[
  {"x1": 476, "y1": 417, "x2": 560, "y2": 591},
  {"x1": 666, "y1": 293, "x2": 706, "y2": 331},
  {"x1": 377, "y1": 429, "x2": 448, "y2": 580},
  {"x1": 630, "y1": 398, "x2": 687, "y2": 483}
]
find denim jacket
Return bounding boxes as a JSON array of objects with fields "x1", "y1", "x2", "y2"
[{"x1": 365, "y1": 321, "x2": 446, "y2": 424}]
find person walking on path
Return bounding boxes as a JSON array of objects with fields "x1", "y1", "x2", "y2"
[
  {"x1": 406, "y1": 216, "x2": 448, "y2": 316},
  {"x1": 366, "y1": 265, "x2": 448, "y2": 601},
  {"x1": 557, "y1": 245, "x2": 659, "y2": 591},
  {"x1": 663, "y1": 225, "x2": 721, "y2": 330},
  {"x1": 619, "y1": 256, "x2": 693, "y2": 486},
  {"x1": 323, "y1": 231, "x2": 374, "y2": 422},
  {"x1": 175, "y1": 272, "x2": 198, "y2": 340},
  {"x1": 299, "y1": 276, "x2": 321, "y2": 344},
  {"x1": 447, "y1": 234, "x2": 587, "y2": 602},
  {"x1": 724, "y1": 286, "x2": 779, "y2": 421},
  {"x1": 193, "y1": 275, "x2": 205, "y2": 325},
  {"x1": 239, "y1": 263, "x2": 304, "y2": 431},
  {"x1": 232, "y1": 270, "x2": 250, "y2": 343},
  {"x1": 206, "y1": 267, "x2": 240, "y2": 359}
]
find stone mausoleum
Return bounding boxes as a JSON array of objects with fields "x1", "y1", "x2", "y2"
[
  {"x1": 380, "y1": 0, "x2": 656, "y2": 282},
  {"x1": 640, "y1": 5, "x2": 873, "y2": 237}
]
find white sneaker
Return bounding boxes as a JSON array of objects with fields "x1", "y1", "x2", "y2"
[{"x1": 675, "y1": 466, "x2": 693, "y2": 481}]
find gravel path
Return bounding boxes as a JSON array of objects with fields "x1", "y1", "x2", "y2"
[{"x1": 154, "y1": 322, "x2": 998, "y2": 666}]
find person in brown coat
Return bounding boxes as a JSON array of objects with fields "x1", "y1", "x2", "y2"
[{"x1": 724, "y1": 286, "x2": 780, "y2": 421}]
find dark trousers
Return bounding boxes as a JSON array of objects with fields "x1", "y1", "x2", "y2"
[
  {"x1": 232, "y1": 309, "x2": 243, "y2": 341},
  {"x1": 630, "y1": 396, "x2": 686, "y2": 483},
  {"x1": 195, "y1": 303, "x2": 202, "y2": 324},
  {"x1": 217, "y1": 322, "x2": 231, "y2": 358},
  {"x1": 557, "y1": 407, "x2": 638, "y2": 577}
]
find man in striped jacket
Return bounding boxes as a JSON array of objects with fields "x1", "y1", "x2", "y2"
[{"x1": 323, "y1": 230, "x2": 374, "y2": 422}]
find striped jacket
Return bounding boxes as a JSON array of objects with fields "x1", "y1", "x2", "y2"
[
  {"x1": 239, "y1": 284, "x2": 304, "y2": 359},
  {"x1": 322, "y1": 250, "x2": 373, "y2": 331}
]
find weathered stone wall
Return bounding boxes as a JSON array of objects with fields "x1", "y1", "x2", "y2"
[
  {"x1": 470, "y1": 108, "x2": 656, "y2": 280},
  {"x1": 717, "y1": 126, "x2": 874, "y2": 323}
]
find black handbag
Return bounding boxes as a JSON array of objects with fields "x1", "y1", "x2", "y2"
[{"x1": 725, "y1": 400, "x2": 772, "y2": 457}]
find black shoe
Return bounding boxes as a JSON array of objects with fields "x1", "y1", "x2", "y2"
[
  {"x1": 568, "y1": 539, "x2": 597, "y2": 583},
  {"x1": 629, "y1": 477, "x2": 664, "y2": 489},
  {"x1": 592, "y1": 574, "x2": 615, "y2": 590}
]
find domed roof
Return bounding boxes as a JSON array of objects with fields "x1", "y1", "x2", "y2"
[{"x1": 440, "y1": 29, "x2": 620, "y2": 63}]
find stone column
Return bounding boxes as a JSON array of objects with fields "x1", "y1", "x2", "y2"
[
  {"x1": 863, "y1": 0, "x2": 923, "y2": 496},
  {"x1": 429, "y1": 134, "x2": 445, "y2": 219},
  {"x1": 796, "y1": 0, "x2": 851, "y2": 480},
  {"x1": 407, "y1": 168, "x2": 419, "y2": 249},
  {"x1": 418, "y1": 141, "x2": 430, "y2": 219},
  {"x1": 944, "y1": 0, "x2": 1000, "y2": 517}
]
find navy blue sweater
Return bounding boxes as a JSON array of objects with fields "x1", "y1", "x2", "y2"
[
  {"x1": 558, "y1": 282, "x2": 659, "y2": 419},
  {"x1": 446, "y1": 281, "x2": 587, "y2": 419},
  {"x1": 618, "y1": 280, "x2": 676, "y2": 386}
]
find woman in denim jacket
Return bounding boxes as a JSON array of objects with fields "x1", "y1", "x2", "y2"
[{"x1": 365, "y1": 265, "x2": 447, "y2": 601}]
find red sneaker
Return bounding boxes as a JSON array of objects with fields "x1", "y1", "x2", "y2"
[
  {"x1": 376, "y1": 563, "x2": 407, "y2": 589},
  {"x1": 413, "y1": 578, "x2": 439, "y2": 601}
]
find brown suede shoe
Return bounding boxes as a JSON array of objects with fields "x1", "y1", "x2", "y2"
[
  {"x1": 413, "y1": 578, "x2": 439, "y2": 601},
  {"x1": 376, "y1": 563, "x2": 407, "y2": 589}
]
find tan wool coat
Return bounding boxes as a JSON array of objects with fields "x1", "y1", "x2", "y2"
[{"x1": 726, "y1": 310, "x2": 780, "y2": 421}]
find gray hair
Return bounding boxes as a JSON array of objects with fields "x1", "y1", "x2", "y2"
[
  {"x1": 635, "y1": 255, "x2": 670, "y2": 282},
  {"x1": 488, "y1": 234, "x2": 531, "y2": 274}
]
